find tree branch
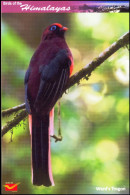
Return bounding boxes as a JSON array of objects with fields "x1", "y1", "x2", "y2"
[
  {"x1": 2, "y1": 110, "x2": 27, "y2": 136},
  {"x1": 2, "y1": 103, "x2": 25, "y2": 117},
  {"x1": 65, "y1": 31, "x2": 129, "y2": 89},
  {"x1": 2, "y1": 31, "x2": 129, "y2": 136}
]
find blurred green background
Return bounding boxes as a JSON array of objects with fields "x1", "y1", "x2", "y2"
[{"x1": 2, "y1": 13, "x2": 129, "y2": 194}]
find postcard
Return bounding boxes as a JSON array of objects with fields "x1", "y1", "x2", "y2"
[{"x1": 1, "y1": 1, "x2": 129, "y2": 194}]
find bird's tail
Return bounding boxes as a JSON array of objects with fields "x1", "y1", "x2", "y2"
[{"x1": 29, "y1": 114, "x2": 54, "y2": 186}]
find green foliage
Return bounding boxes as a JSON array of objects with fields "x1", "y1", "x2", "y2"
[{"x1": 2, "y1": 13, "x2": 129, "y2": 194}]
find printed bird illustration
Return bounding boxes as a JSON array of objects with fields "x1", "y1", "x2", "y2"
[{"x1": 24, "y1": 23, "x2": 73, "y2": 186}]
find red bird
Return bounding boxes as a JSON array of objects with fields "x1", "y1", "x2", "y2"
[{"x1": 24, "y1": 23, "x2": 73, "y2": 186}]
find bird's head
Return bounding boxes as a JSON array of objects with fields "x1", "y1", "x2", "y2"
[{"x1": 42, "y1": 23, "x2": 68, "y2": 40}]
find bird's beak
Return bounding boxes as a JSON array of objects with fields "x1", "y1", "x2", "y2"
[{"x1": 62, "y1": 26, "x2": 68, "y2": 31}]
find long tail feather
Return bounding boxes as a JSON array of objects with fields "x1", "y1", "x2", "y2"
[{"x1": 29, "y1": 114, "x2": 54, "y2": 186}]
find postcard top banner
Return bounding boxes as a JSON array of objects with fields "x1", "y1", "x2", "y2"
[
  {"x1": 1, "y1": 1, "x2": 129, "y2": 13},
  {"x1": 1, "y1": 1, "x2": 73, "y2": 13}
]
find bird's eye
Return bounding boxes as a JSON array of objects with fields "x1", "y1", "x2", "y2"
[{"x1": 50, "y1": 25, "x2": 57, "y2": 31}]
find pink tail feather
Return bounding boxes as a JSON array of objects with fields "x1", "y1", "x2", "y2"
[
  {"x1": 48, "y1": 119, "x2": 55, "y2": 186},
  {"x1": 28, "y1": 114, "x2": 33, "y2": 183},
  {"x1": 48, "y1": 108, "x2": 55, "y2": 185},
  {"x1": 49, "y1": 108, "x2": 54, "y2": 136},
  {"x1": 29, "y1": 114, "x2": 32, "y2": 135}
]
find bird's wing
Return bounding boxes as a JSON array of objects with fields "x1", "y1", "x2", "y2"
[
  {"x1": 24, "y1": 67, "x2": 31, "y2": 114},
  {"x1": 34, "y1": 49, "x2": 71, "y2": 113}
]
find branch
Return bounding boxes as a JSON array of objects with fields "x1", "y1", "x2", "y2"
[
  {"x1": 2, "y1": 32, "x2": 129, "y2": 136},
  {"x1": 2, "y1": 103, "x2": 25, "y2": 117},
  {"x1": 65, "y1": 31, "x2": 129, "y2": 89},
  {"x1": 2, "y1": 110, "x2": 27, "y2": 136}
]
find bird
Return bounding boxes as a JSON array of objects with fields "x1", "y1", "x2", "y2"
[{"x1": 24, "y1": 23, "x2": 73, "y2": 187}]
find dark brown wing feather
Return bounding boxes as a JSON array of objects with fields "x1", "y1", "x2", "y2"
[{"x1": 34, "y1": 49, "x2": 71, "y2": 114}]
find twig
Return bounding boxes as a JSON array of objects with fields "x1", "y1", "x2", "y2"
[
  {"x1": 1, "y1": 31, "x2": 129, "y2": 136},
  {"x1": 51, "y1": 101, "x2": 63, "y2": 142},
  {"x1": 10, "y1": 130, "x2": 13, "y2": 142},
  {"x1": 51, "y1": 100, "x2": 63, "y2": 142},
  {"x1": 51, "y1": 135, "x2": 62, "y2": 142},
  {"x1": 57, "y1": 100, "x2": 62, "y2": 137}
]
